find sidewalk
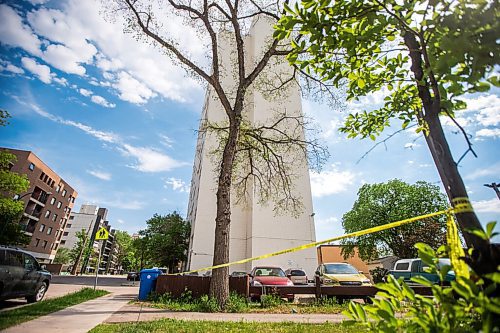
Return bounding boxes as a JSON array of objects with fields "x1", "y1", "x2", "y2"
[
  {"x1": 106, "y1": 302, "x2": 347, "y2": 324},
  {"x1": 2, "y1": 291, "x2": 136, "y2": 333}
]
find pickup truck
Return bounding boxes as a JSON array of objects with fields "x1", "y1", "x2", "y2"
[{"x1": 388, "y1": 258, "x2": 455, "y2": 284}]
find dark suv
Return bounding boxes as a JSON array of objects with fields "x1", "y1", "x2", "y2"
[{"x1": 0, "y1": 246, "x2": 51, "y2": 303}]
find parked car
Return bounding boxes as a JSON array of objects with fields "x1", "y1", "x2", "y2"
[
  {"x1": 388, "y1": 258, "x2": 455, "y2": 284},
  {"x1": 285, "y1": 268, "x2": 308, "y2": 285},
  {"x1": 249, "y1": 266, "x2": 294, "y2": 302},
  {"x1": 127, "y1": 271, "x2": 140, "y2": 281},
  {"x1": 230, "y1": 271, "x2": 248, "y2": 277},
  {"x1": 0, "y1": 246, "x2": 51, "y2": 303},
  {"x1": 315, "y1": 263, "x2": 372, "y2": 303}
]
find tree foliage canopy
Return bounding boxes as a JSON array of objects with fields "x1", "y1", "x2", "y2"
[
  {"x1": 275, "y1": 0, "x2": 499, "y2": 138},
  {"x1": 341, "y1": 179, "x2": 449, "y2": 261},
  {"x1": 0, "y1": 128, "x2": 30, "y2": 245},
  {"x1": 140, "y1": 212, "x2": 191, "y2": 273}
]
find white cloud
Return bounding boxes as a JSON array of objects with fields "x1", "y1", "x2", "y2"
[
  {"x1": 91, "y1": 95, "x2": 115, "y2": 108},
  {"x1": 476, "y1": 128, "x2": 500, "y2": 139},
  {"x1": 113, "y1": 71, "x2": 156, "y2": 104},
  {"x1": 465, "y1": 163, "x2": 500, "y2": 180},
  {"x1": 0, "y1": 4, "x2": 41, "y2": 56},
  {"x1": 0, "y1": 62, "x2": 24, "y2": 74},
  {"x1": 29, "y1": 0, "x2": 50, "y2": 4},
  {"x1": 117, "y1": 219, "x2": 125, "y2": 224},
  {"x1": 21, "y1": 57, "x2": 52, "y2": 83},
  {"x1": 404, "y1": 142, "x2": 421, "y2": 149},
  {"x1": 159, "y1": 134, "x2": 174, "y2": 148},
  {"x1": 79, "y1": 88, "x2": 92, "y2": 97},
  {"x1": 22, "y1": 102, "x2": 186, "y2": 173},
  {"x1": 472, "y1": 198, "x2": 500, "y2": 213},
  {"x1": 309, "y1": 165, "x2": 356, "y2": 198},
  {"x1": 164, "y1": 177, "x2": 190, "y2": 192},
  {"x1": 87, "y1": 169, "x2": 112, "y2": 181},
  {"x1": 42, "y1": 43, "x2": 92, "y2": 75},
  {"x1": 120, "y1": 144, "x2": 185, "y2": 172}
]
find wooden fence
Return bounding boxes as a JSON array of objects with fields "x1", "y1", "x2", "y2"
[{"x1": 155, "y1": 275, "x2": 433, "y2": 299}]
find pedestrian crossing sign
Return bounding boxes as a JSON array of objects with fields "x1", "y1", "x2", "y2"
[{"x1": 95, "y1": 227, "x2": 109, "y2": 240}]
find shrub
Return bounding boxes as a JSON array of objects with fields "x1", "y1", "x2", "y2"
[
  {"x1": 197, "y1": 295, "x2": 220, "y2": 312},
  {"x1": 369, "y1": 267, "x2": 388, "y2": 284},
  {"x1": 260, "y1": 294, "x2": 283, "y2": 308},
  {"x1": 345, "y1": 222, "x2": 500, "y2": 333},
  {"x1": 225, "y1": 292, "x2": 248, "y2": 313}
]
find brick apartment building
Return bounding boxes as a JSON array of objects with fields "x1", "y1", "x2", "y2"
[{"x1": 3, "y1": 148, "x2": 78, "y2": 263}]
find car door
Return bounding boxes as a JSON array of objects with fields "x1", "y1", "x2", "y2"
[
  {"x1": 4, "y1": 250, "x2": 25, "y2": 297},
  {"x1": 21, "y1": 253, "x2": 41, "y2": 296}
]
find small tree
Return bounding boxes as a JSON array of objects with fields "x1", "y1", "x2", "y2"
[
  {"x1": 0, "y1": 112, "x2": 31, "y2": 246},
  {"x1": 53, "y1": 247, "x2": 72, "y2": 264},
  {"x1": 111, "y1": 0, "x2": 329, "y2": 307},
  {"x1": 114, "y1": 230, "x2": 132, "y2": 272},
  {"x1": 140, "y1": 212, "x2": 191, "y2": 273},
  {"x1": 69, "y1": 229, "x2": 92, "y2": 274},
  {"x1": 275, "y1": 0, "x2": 499, "y2": 273},
  {"x1": 341, "y1": 180, "x2": 448, "y2": 261}
]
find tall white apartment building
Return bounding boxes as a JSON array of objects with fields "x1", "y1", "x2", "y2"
[{"x1": 186, "y1": 17, "x2": 317, "y2": 276}]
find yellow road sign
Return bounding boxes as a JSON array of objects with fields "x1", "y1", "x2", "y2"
[{"x1": 95, "y1": 227, "x2": 109, "y2": 240}]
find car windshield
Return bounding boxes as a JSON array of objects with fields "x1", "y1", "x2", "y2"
[
  {"x1": 324, "y1": 264, "x2": 358, "y2": 274},
  {"x1": 422, "y1": 259, "x2": 455, "y2": 275},
  {"x1": 254, "y1": 267, "x2": 285, "y2": 277},
  {"x1": 290, "y1": 270, "x2": 306, "y2": 276}
]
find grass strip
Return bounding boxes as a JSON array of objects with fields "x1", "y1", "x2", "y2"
[
  {"x1": 90, "y1": 318, "x2": 364, "y2": 333},
  {"x1": 0, "y1": 287, "x2": 109, "y2": 330}
]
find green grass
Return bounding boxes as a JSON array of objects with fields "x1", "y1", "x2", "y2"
[
  {"x1": 90, "y1": 319, "x2": 365, "y2": 333},
  {"x1": 0, "y1": 287, "x2": 109, "y2": 330}
]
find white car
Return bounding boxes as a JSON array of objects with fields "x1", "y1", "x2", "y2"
[{"x1": 285, "y1": 268, "x2": 308, "y2": 285}]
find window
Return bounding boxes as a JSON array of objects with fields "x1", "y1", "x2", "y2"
[
  {"x1": 50, "y1": 197, "x2": 56, "y2": 205},
  {"x1": 47, "y1": 227, "x2": 52, "y2": 235},
  {"x1": 57, "y1": 201, "x2": 62, "y2": 209},
  {"x1": 6, "y1": 250, "x2": 23, "y2": 267},
  {"x1": 39, "y1": 172, "x2": 45, "y2": 180},
  {"x1": 42, "y1": 240, "x2": 48, "y2": 248},
  {"x1": 63, "y1": 232, "x2": 69, "y2": 236},
  {"x1": 39, "y1": 224, "x2": 45, "y2": 232},
  {"x1": 69, "y1": 216, "x2": 74, "y2": 220},
  {"x1": 35, "y1": 238, "x2": 40, "y2": 247},
  {"x1": 56, "y1": 185, "x2": 61, "y2": 193},
  {"x1": 55, "y1": 230, "x2": 59, "y2": 237},
  {"x1": 44, "y1": 210, "x2": 51, "y2": 218},
  {"x1": 62, "y1": 189, "x2": 67, "y2": 197},
  {"x1": 29, "y1": 163, "x2": 35, "y2": 171},
  {"x1": 395, "y1": 262, "x2": 410, "y2": 271},
  {"x1": 23, "y1": 254, "x2": 37, "y2": 271},
  {"x1": 53, "y1": 243, "x2": 58, "y2": 250},
  {"x1": 60, "y1": 240, "x2": 66, "y2": 245},
  {"x1": 66, "y1": 224, "x2": 72, "y2": 228},
  {"x1": 52, "y1": 213, "x2": 58, "y2": 222}
]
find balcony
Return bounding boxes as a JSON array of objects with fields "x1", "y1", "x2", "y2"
[{"x1": 23, "y1": 210, "x2": 41, "y2": 222}]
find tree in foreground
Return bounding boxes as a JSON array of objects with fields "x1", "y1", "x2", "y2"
[
  {"x1": 139, "y1": 212, "x2": 190, "y2": 273},
  {"x1": 275, "y1": 0, "x2": 499, "y2": 273},
  {"x1": 112, "y1": 0, "x2": 328, "y2": 306},
  {"x1": 341, "y1": 180, "x2": 448, "y2": 261},
  {"x1": 53, "y1": 247, "x2": 72, "y2": 265}
]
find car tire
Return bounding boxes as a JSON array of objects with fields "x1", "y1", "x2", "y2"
[{"x1": 27, "y1": 282, "x2": 47, "y2": 303}]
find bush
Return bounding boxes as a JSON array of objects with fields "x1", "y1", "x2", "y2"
[
  {"x1": 260, "y1": 294, "x2": 284, "y2": 308},
  {"x1": 225, "y1": 292, "x2": 248, "y2": 313},
  {"x1": 345, "y1": 222, "x2": 500, "y2": 333},
  {"x1": 198, "y1": 295, "x2": 220, "y2": 312},
  {"x1": 369, "y1": 267, "x2": 388, "y2": 284}
]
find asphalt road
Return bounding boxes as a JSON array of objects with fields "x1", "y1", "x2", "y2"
[{"x1": 0, "y1": 275, "x2": 139, "y2": 311}]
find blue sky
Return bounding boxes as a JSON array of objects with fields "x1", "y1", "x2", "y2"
[{"x1": 0, "y1": 0, "x2": 499, "y2": 242}]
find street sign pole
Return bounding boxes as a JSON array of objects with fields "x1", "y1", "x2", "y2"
[{"x1": 94, "y1": 240, "x2": 102, "y2": 290}]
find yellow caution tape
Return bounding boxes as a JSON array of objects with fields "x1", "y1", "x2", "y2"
[
  {"x1": 446, "y1": 212, "x2": 470, "y2": 279},
  {"x1": 452, "y1": 197, "x2": 474, "y2": 213},
  {"x1": 173, "y1": 197, "x2": 475, "y2": 276},
  {"x1": 173, "y1": 209, "x2": 451, "y2": 275}
]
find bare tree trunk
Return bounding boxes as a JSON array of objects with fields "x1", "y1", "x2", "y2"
[
  {"x1": 209, "y1": 116, "x2": 242, "y2": 307},
  {"x1": 403, "y1": 32, "x2": 498, "y2": 274}
]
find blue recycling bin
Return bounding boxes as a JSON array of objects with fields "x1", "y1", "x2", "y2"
[{"x1": 138, "y1": 268, "x2": 161, "y2": 300}]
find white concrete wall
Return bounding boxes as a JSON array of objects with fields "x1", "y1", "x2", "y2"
[{"x1": 187, "y1": 17, "x2": 317, "y2": 277}]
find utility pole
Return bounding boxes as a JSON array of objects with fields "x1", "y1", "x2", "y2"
[{"x1": 484, "y1": 182, "x2": 500, "y2": 200}]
